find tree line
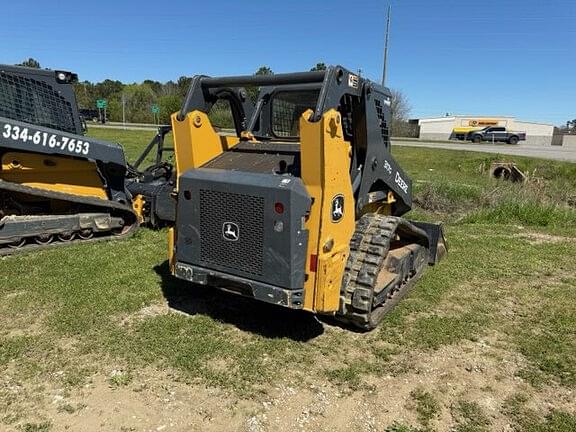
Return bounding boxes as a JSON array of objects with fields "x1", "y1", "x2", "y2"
[
  {"x1": 16, "y1": 58, "x2": 415, "y2": 135},
  {"x1": 73, "y1": 64, "x2": 328, "y2": 125}
]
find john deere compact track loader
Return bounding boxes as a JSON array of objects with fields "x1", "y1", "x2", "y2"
[
  {"x1": 0, "y1": 64, "x2": 177, "y2": 254},
  {"x1": 168, "y1": 66, "x2": 446, "y2": 329}
]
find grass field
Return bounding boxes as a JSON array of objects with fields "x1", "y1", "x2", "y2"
[{"x1": 1, "y1": 127, "x2": 575, "y2": 431}]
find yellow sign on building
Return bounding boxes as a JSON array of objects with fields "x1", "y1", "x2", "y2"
[{"x1": 467, "y1": 119, "x2": 499, "y2": 127}]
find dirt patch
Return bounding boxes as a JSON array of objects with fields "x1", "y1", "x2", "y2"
[
  {"x1": 4, "y1": 332, "x2": 574, "y2": 432},
  {"x1": 119, "y1": 302, "x2": 171, "y2": 327},
  {"x1": 514, "y1": 232, "x2": 573, "y2": 244}
]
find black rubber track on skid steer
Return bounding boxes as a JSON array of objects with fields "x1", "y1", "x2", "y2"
[
  {"x1": 0, "y1": 180, "x2": 138, "y2": 256},
  {"x1": 336, "y1": 214, "x2": 430, "y2": 330}
]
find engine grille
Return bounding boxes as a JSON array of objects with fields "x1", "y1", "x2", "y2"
[
  {"x1": 0, "y1": 72, "x2": 78, "y2": 133},
  {"x1": 199, "y1": 189, "x2": 264, "y2": 276}
]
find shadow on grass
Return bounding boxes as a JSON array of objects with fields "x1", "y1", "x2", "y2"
[{"x1": 154, "y1": 261, "x2": 324, "y2": 342}]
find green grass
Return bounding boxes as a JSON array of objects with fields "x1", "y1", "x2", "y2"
[
  {"x1": 451, "y1": 400, "x2": 491, "y2": 432},
  {"x1": 19, "y1": 422, "x2": 52, "y2": 432},
  {"x1": 384, "y1": 424, "x2": 427, "y2": 432},
  {"x1": 1, "y1": 129, "x2": 575, "y2": 428},
  {"x1": 86, "y1": 127, "x2": 174, "y2": 165},
  {"x1": 503, "y1": 394, "x2": 576, "y2": 432},
  {"x1": 409, "y1": 388, "x2": 440, "y2": 428}
]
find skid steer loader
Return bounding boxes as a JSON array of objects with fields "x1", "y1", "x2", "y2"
[
  {"x1": 167, "y1": 66, "x2": 446, "y2": 329},
  {"x1": 0, "y1": 64, "x2": 184, "y2": 255}
]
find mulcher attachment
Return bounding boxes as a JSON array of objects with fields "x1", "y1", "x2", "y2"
[{"x1": 337, "y1": 214, "x2": 446, "y2": 330}]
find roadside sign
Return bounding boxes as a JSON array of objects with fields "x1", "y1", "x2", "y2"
[
  {"x1": 96, "y1": 99, "x2": 107, "y2": 109},
  {"x1": 151, "y1": 104, "x2": 160, "y2": 114}
]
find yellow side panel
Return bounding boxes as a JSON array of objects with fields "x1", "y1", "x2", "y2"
[
  {"x1": 170, "y1": 111, "x2": 239, "y2": 181},
  {"x1": 168, "y1": 227, "x2": 175, "y2": 271},
  {"x1": 1, "y1": 152, "x2": 108, "y2": 199},
  {"x1": 315, "y1": 244, "x2": 350, "y2": 311},
  {"x1": 169, "y1": 111, "x2": 240, "y2": 268},
  {"x1": 299, "y1": 113, "x2": 323, "y2": 311},
  {"x1": 223, "y1": 134, "x2": 241, "y2": 147},
  {"x1": 300, "y1": 109, "x2": 355, "y2": 313}
]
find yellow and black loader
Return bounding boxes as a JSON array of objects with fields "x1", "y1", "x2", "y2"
[
  {"x1": 0, "y1": 64, "x2": 176, "y2": 255},
  {"x1": 169, "y1": 66, "x2": 446, "y2": 329}
]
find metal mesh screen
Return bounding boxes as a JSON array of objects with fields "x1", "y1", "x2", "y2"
[
  {"x1": 0, "y1": 72, "x2": 78, "y2": 133},
  {"x1": 375, "y1": 98, "x2": 389, "y2": 143},
  {"x1": 271, "y1": 90, "x2": 319, "y2": 138},
  {"x1": 199, "y1": 189, "x2": 265, "y2": 276}
]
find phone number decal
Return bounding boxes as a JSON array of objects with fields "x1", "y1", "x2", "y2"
[{"x1": 2, "y1": 123, "x2": 90, "y2": 156}]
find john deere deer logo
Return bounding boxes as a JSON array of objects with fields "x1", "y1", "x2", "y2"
[
  {"x1": 331, "y1": 195, "x2": 344, "y2": 222},
  {"x1": 222, "y1": 222, "x2": 240, "y2": 241}
]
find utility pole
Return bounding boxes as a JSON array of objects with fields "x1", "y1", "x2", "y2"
[{"x1": 382, "y1": 3, "x2": 391, "y2": 86}]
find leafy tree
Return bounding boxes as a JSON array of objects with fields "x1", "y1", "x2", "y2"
[
  {"x1": 122, "y1": 84, "x2": 157, "y2": 123},
  {"x1": 95, "y1": 79, "x2": 124, "y2": 100},
  {"x1": 255, "y1": 66, "x2": 273, "y2": 76},
  {"x1": 143, "y1": 79, "x2": 162, "y2": 95},
  {"x1": 161, "y1": 80, "x2": 179, "y2": 97},
  {"x1": 74, "y1": 81, "x2": 97, "y2": 109},
  {"x1": 17, "y1": 58, "x2": 41, "y2": 68},
  {"x1": 158, "y1": 95, "x2": 182, "y2": 124},
  {"x1": 310, "y1": 62, "x2": 327, "y2": 71},
  {"x1": 246, "y1": 66, "x2": 274, "y2": 102},
  {"x1": 106, "y1": 98, "x2": 123, "y2": 122},
  {"x1": 177, "y1": 76, "x2": 192, "y2": 97}
]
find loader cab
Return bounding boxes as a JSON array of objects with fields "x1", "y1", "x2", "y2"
[
  {"x1": 240, "y1": 78, "x2": 402, "y2": 216},
  {"x1": 0, "y1": 65, "x2": 83, "y2": 135}
]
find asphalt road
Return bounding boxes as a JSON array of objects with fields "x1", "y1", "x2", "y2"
[
  {"x1": 88, "y1": 123, "x2": 576, "y2": 163},
  {"x1": 88, "y1": 123, "x2": 161, "y2": 131},
  {"x1": 392, "y1": 140, "x2": 576, "y2": 163}
]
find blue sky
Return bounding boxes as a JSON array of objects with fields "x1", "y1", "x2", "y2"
[{"x1": 2, "y1": 0, "x2": 574, "y2": 125}]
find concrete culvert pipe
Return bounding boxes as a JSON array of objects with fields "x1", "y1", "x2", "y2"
[{"x1": 489, "y1": 162, "x2": 526, "y2": 183}]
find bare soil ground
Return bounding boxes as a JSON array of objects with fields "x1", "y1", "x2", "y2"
[{"x1": 5, "y1": 316, "x2": 575, "y2": 432}]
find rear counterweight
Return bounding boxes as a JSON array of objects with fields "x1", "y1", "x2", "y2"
[{"x1": 174, "y1": 169, "x2": 311, "y2": 308}]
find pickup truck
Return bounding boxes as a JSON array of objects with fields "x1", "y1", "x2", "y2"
[{"x1": 467, "y1": 126, "x2": 526, "y2": 145}]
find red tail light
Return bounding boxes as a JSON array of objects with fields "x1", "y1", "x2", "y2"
[{"x1": 309, "y1": 254, "x2": 318, "y2": 272}]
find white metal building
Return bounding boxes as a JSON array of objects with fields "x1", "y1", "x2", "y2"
[{"x1": 416, "y1": 115, "x2": 554, "y2": 145}]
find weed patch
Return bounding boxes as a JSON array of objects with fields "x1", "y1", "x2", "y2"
[
  {"x1": 409, "y1": 388, "x2": 440, "y2": 428},
  {"x1": 451, "y1": 400, "x2": 491, "y2": 432},
  {"x1": 502, "y1": 393, "x2": 576, "y2": 432}
]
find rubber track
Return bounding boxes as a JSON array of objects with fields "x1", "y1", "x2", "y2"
[
  {"x1": 336, "y1": 214, "x2": 428, "y2": 330},
  {"x1": 0, "y1": 180, "x2": 138, "y2": 256}
]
